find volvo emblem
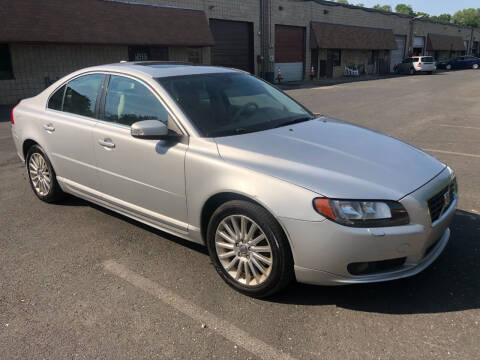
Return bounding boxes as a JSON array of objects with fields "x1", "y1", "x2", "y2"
[{"x1": 440, "y1": 190, "x2": 451, "y2": 216}]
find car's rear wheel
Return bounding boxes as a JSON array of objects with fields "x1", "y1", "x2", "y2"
[
  {"x1": 473, "y1": 63, "x2": 479, "y2": 70},
  {"x1": 409, "y1": 68, "x2": 416, "y2": 75},
  {"x1": 26, "y1": 145, "x2": 64, "y2": 202},
  {"x1": 206, "y1": 200, "x2": 294, "y2": 298},
  {"x1": 446, "y1": 64, "x2": 452, "y2": 70}
]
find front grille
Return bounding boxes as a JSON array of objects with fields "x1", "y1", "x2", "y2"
[{"x1": 427, "y1": 179, "x2": 457, "y2": 223}]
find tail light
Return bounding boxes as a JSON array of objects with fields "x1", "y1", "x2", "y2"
[
  {"x1": 418, "y1": 62, "x2": 422, "y2": 67},
  {"x1": 10, "y1": 105, "x2": 16, "y2": 125}
]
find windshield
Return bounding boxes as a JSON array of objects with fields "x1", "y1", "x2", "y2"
[{"x1": 156, "y1": 72, "x2": 313, "y2": 137}]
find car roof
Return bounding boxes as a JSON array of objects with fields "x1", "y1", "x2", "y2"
[{"x1": 83, "y1": 61, "x2": 240, "y2": 78}]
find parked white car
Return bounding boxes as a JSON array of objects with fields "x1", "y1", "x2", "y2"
[{"x1": 396, "y1": 56, "x2": 437, "y2": 75}]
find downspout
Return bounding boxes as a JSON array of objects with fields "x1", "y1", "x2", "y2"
[
  {"x1": 470, "y1": 27, "x2": 474, "y2": 55},
  {"x1": 260, "y1": 0, "x2": 265, "y2": 78},
  {"x1": 408, "y1": 18, "x2": 414, "y2": 57}
]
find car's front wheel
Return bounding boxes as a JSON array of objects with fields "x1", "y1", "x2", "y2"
[
  {"x1": 206, "y1": 200, "x2": 294, "y2": 298},
  {"x1": 473, "y1": 63, "x2": 479, "y2": 70},
  {"x1": 26, "y1": 145, "x2": 64, "y2": 202},
  {"x1": 446, "y1": 64, "x2": 452, "y2": 70}
]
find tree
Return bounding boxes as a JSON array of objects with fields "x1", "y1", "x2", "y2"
[
  {"x1": 373, "y1": 4, "x2": 392, "y2": 12},
  {"x1": 430, "y1": 14, "x2": 452, "y2": 23},
  {"x1": 452, "y1": 8, "x2": 480, "y2": 28},
  {"x1": 415, "y1": 12, "x2": 430, "y2": 19},
  {"x1": 356, "y1": 3, "x2": 364, "y2": 7},
  {"x1": 395, "y1": 4, "x2": 414, "y2": 16},
  {"x1": 336, "y1": 0, "x2": 349, "y2": 4}
]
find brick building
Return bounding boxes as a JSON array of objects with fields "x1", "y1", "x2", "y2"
[{"x1": 1, "y1": 0, "x2": 480, "y2": 105}]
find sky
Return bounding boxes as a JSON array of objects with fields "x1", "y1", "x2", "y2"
[{"x1": 356, "y1": 0, "x2": 478, "y2": 16}]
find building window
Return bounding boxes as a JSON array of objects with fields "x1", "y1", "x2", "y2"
[
  {"x1": 332, "y1": 49, "x2": 341, "y2": 66},
  {"x1": 0, "y1": 44, "x2": 13, "y2": 80},
  {"x1": 128, "y1": 46, "x2": 168, "y2": 62},
  {"x1": 188, "y1": 48, "x2": 202, "y2": 64}
]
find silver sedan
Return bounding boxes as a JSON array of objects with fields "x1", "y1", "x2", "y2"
[{"x1": 10, "y1": 62, "x2": 457, "y2": 297}]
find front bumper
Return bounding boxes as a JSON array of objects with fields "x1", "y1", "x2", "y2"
[{"x1": 281, "y1": 167, "x2": 456, "y2": 286}]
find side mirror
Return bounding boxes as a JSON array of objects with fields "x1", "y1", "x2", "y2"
[{"x1": 131, "y1": 120, "x2": 178, "y2": 140}]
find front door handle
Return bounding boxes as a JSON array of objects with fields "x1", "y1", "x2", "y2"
[
  {"x1": 43, "y1": 123, "x2": 55, "y2": 132},
  {"x1": 98, "y1": 138, "x2": 115, "y2": 149}
]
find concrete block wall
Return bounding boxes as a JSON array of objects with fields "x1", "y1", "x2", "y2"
[
  {"x1": 413, "y1": 20, "x2": 473, "y2": 53},
  {"x1": 168, "y1": 46, "x2": 211, "y2": 64},
  {"x1": 0, "y1": 43, "x2": 210, "y2": 105},
  {"x1": 0, "y1": 44, "x2": 127, "y2": 105}
]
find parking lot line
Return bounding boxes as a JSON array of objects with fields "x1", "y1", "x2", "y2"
[
  {"x1": 103, "y1": 260, "x2": 297, "y2": 360},
  {"x1": 422, "y1": 149, "x2": 480, "y2": 159},
  {"x1": 436, "y1": 124, "x2": 480, "y2": 131}
]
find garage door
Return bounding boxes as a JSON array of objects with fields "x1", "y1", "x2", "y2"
[
  {"x1": 413, "y1": 36, "x2": 425, "y2": 55},
  {"x1": 275, "y1": 25, "x2": 305, "y2": 82},
  {"x1": 390, "y1": 35, "x2": 406, "y2": 72},
  {"x1": 210, "y1": 19, "x2": 254, "y2": 73}
]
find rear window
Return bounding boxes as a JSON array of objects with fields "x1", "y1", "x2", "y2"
[
  {"x1": 421, "y1": 57, "x2": 434, "y2": 62},
  {"x1": 412, "y1": 57, "x2": 420, "y2": 62}
]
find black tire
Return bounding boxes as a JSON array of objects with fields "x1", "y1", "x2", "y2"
[
  {"x1": 26, "y1": 144, "x2": 65, "y2": 203},
  {"x1": 473, "y1": 63, "x2": 479, "y2": 70},
  {"x1": 206, "y1": 200, "x2": 294, "y2": 298},
  {"x1": 409, "y1": 68, "x2": 416, "y2": 75}
]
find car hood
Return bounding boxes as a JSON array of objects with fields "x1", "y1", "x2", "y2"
[{"x1": 215, "y1": 117, "x2": 445, "y2": 200}]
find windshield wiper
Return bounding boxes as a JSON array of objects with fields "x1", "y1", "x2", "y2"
[{"x1": 274, "y1": 116, "x2": 314, "y2": 129}]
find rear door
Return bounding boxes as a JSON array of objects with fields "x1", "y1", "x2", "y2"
[
  {"x1": 44, "y1": 73, "x2": 104, "y2": 192},
  {"x1": 92, "y1": 74, "x2": 188, "y2": 232}
]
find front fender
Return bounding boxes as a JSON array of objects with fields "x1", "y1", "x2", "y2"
[{"x1": 185, "y1": 137, "x2": 326, "y2": 246}]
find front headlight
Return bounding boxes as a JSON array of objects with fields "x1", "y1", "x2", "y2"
[{"x1": 313, "y1": 198, "x2": 409, "y2": 227}]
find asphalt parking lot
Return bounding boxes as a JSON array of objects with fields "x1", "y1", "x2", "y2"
[{"x1": 1, "y1": 70, "x2": 479, "y2": 359}]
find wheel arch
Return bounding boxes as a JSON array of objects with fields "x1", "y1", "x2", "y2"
[
  {"x1": 22, "y1": 138, "x2": 40, "y2": 162},
  {"x1": 200, "y1": 191, "x2": 294, "y2": 256}
]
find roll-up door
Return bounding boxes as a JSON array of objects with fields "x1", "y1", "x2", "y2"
[
  {"x1": 413, "y1": 36, "x2": 425, "y2": 55},
  {"x1": 390, "y1": 35, "x2": 406, "y2": 72},
  {"x1": 274, "y1": 25, "x2": 305, "y2": 82},
  {"x1": 210, "y1": 19, "x2": 254, "y2": 73}
]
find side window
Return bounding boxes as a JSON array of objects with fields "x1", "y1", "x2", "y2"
[
  {"x1": 104, "y1": 75, "x2": 168, "y2": 127},
  {"x1": 47, "y1": 85, "x2": 66, "y2": 110},
  {"x1": 63, "y1": 74, "x2": 104, "y2": 118}
]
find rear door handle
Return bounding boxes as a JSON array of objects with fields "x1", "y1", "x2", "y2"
[
  {"x1": 43, "y1": 123, "x2": 55, "y2": 132},
  {"x1": 98, "y1": 138, "x2": 115, "y2": 149}
]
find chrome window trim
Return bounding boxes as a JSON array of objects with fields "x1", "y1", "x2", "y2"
[
  {"x1": 44, "y1": 70, "x2": 189, "y2": 137},
  {"x1": 100, "y1": 71, "x2": 188, "y2": 136},
  {"x1": 44, "y1": 71, "x2": 109, "y2": 121}
]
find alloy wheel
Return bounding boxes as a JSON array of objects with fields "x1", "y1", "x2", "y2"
[
  {"x1": 215, "y1": 215, "x2": 273, "y2": 286},
  {"x1": 28, "y1": 153, "x2": 52, "y2": 196}
]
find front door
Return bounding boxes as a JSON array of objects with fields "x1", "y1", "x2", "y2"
[
  {"x1": 93, "y1": 74, "x2": 188, "y2": 233},
  {"x1": 326, "y1": 50, "x2": 334, "y2": 78}
]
